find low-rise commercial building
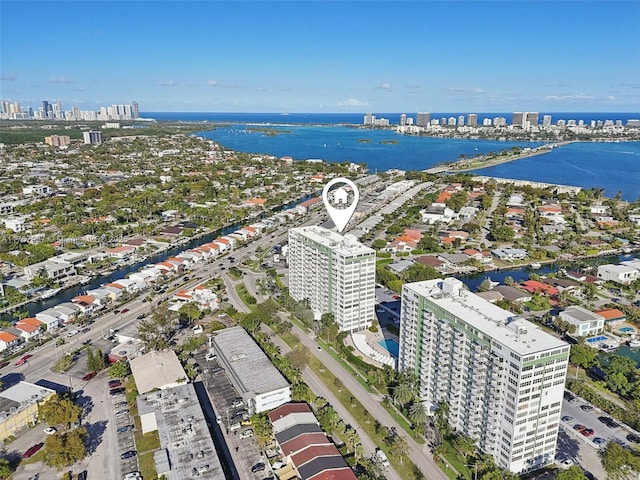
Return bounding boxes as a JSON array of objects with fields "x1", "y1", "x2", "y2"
[
  {"x1": 0, "y1": 382, "x2": 56, "y2": 440},
  {"x1": 130, "y1": 350, "x2": 188, "y2": 394},
  {"x1": 208, "y1": 326, "x2": 290, "y2": 413}
]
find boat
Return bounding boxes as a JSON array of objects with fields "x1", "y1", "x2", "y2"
[
  {"x1": 40, "y1": 288, "x2": 62, "y2": 299},
  {"x1": 628, "y1": 339, "x2": 640, "y2": 348},
  {"x1": 530, "y1": 262, "x2": 542, "y2": 269},
  {"x1": 598, "y1": 343, "x2": 618, "y2": 353}
]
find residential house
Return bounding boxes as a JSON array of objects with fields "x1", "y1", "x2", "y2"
[
  {"x1": 34, "y1": 312, "x2": 61, "y2": 330},
  {"x1": 597, "y1": 264, "x2": 639, "y2": 285},
  {"x1": 521, "y1": 280, "x2": 559, "y2": 297},
  {"x1": 542, "y1": 278, "x2": 579, "y2": 292},
  {"x1": 14, "y1": 319, "x2": 42, "y2": 341},
  {"x1": 594, "y1": 308, "x2": 626, "y2": 326},
  {"x1": 105, "y1": 245, "x2": 136, "y2": 259},
  {"x1": 491, "y1": 248, "x2": 528, "y2": 261},
  {"x1": 492, "y1": 285, "x2": 532, "y2": 303},
  {"x1": 559, "y1": 306, "x2": 604, "y2": 337},
  {"x1": 71, "y1": 295, "x2": 99, "y2": 315},
  {"x1": 0, "y1": 332, "x2": 19, "y2": 352},
  {"x1": 52, "y1": 303, "x2": 81, "y2": 323},
  {"x1": 24, "y1": 260, "x2": 76, "y2": 281},
  {"x1": 420, "y1": 203, "x2": 456, "y2": 225},
  {"x1": 415, "y1": 256, "x2": 446, "y2": 272}
]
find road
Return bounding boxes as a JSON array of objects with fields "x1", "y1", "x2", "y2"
[{"x1": 262, "y1": 323, "x2": 403, "y2": 480}]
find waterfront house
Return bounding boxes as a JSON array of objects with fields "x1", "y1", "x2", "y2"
[
  {"x1": 492, "y1": 285, "x2": 532, "y2": 303},
  {"x1": 34, "y1": 312, "x2": 61, "y2": 330},
  {"x1": 594, "y1": 308, "x2": 626, "y2": 326},
  {"x1": 521, "y1": 280, "x2": 559, "y2": 297},
  {"x1": 420, "y1": 203, "x2": 456, "y2": 225},
  {"x1": 597, "y1": 264, "x2": 639, "y2": 285},
  {"x1": 105, "y1": 245, "x2": 136, "y2": 259},
  {"x1": 491, "y1": 248, "x2": 528, "y2": 261},
  {"x1": 53, "y1": 303, "x2": 81, "y2": 322},
  {"x1": 559, "y1": 306, "x2": 604, "y2": 337},
  {"x1": 14, "y1": 320, "x2": 41, "y2": 341}
]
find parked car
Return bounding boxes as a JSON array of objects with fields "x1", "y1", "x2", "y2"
[
  {"x1": 22, "y1": 443, "x2": 44, "y2": 458},
  {"x1": 581, "y1": 428, "x2": 595, "y2": 437},
  {"x1": 573, "y1": 424, "x2": 587, "y2": 433},
  {"x1": 114, "y1": 310, "x2": 121, "y2": 314},
  {"x1": 580, "y1": 404, "x2": 595, "y2": 412},
  {"x1": 123, "y1": 472, "x2": 142, "y2": 480},
  {"x1": 557, "y1": 457, "x2": 574, "y2": 469},
  {"x1": 110, "y1": 388, "x2": 125, "y2": 397},
  {"x1": 593, "y1": 437, "x2": 607, "y2": 446},
  {"x1": 561, "y1": 416, "x2": 574, "y2": 422},
  {"x1": 109, "y1": 380, "x2": 122, "y2": 388},
  {"x1": 120, "y1": 450, "x2": 137, "y2": 459},
  {"x1": 44, "y1": 427, "x2": 57, "y2": 435},
  {"x1": 77, "y1": 471, "x2": 87, "y2": 480},
  {"x1": 598, "y1": 416, "x2": 620, "y2": 428},
  {"x1": 627, "y1": 433, "x2": 640, "y2": 443},
  {"x1": 251, "y1": 463, "x2": 265, "y2": 473},
  {"x1": 114, "y1": 401, "x2": 128, "y2": 409},
  {"x1": 121, "y1": 308, "x2": 129, "y2": 314},
  {"x1": 205, "y1": 353, "x2": 217, "y2": 361},
  {"x1": 117, "y1": 425, "x2": 134, "y2": 433},
  {"x1": 82, "y1": 372, "x2": 97, "y2": 381},
  {"x1": 240, "y1": 429, "x2": 253, "y2": 439},
  {"x1": 115, "y1": 409, "x2": 130, "y2": 418},
  {"x1": 0, "y1": 361, "x2": 9, "y2": 369}
]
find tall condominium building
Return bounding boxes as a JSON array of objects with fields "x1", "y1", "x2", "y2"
[
  {"x1": 363, "y1": 112, "x2": 375, "y2": 126},
  {"x1": 416, "y1": 112, "x2": 430, "y2": 127},
  {"x1": 399, "y1": 113, "x2": 407, "y2": 126},
  {"x1": 542, "y1": 115, "x2": 552, "y2": 127},
  {"x1": 526, "y1": 112, "x2": 539, "y2": 127},
  {"x1": 288, "y1": 226, "x2": 375, "y2": 332},
  {"x1": 467, "y1": 113, "x2": 478, "y2": 126},
  {"x1": 512, "y1": 112, "x2": 525, "y2": 127},
  {"x1": 399, "y1": 278, "x2": 569, "y2": 474},
  {"x1": 132, "y1": 101, "x2": 139, "y2": 119},
  {"x1": 83, "y1": 131, "x2": 103, "y2": 144}
]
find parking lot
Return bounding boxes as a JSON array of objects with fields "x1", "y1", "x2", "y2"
[{"x1": 106, "y1": 378, "x2": 139, "y2": 477}]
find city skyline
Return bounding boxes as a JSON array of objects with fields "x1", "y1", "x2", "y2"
[{"x1": 2, "y1": 1, "x2": 639, "y2": 113}]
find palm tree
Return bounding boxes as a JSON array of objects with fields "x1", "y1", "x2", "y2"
[
  {"x1": 389, "y1": 435, "x2": 410, "y2": 465},
  {"x1": 408, "y1": 402, "x2": 429, "y2": 427},
  {"x1": 393, "y1": 381, "x2": 415, "y2": 406}
]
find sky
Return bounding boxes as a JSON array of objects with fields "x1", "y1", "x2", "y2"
[{"x1": 1, "y1": 1, "x2": 639, "y2": 113}]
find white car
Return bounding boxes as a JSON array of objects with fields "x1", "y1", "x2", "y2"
[
  {"x1": 558, "y1": 457, "x2": 574, "y2": 469},
  {"x1": 44, "y1": 427, "x2": 57, "y2": 435},
  {"x1": 123, "y1": 472, "x2": 142, "y2": 480}
]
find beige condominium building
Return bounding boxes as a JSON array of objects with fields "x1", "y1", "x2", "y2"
[
  {"x1": 399, "y1": 278, "x2": 569, "y2": 474},
  {"x1": 288, "y1": 226, "x2": 375, "y2": 332}
]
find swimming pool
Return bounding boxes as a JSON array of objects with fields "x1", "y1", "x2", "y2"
[
  {"x1": 620, "y1": 327, "x2": 635, "y2": 333},
  {"x1": 586, "y1": 336, "x2": 607, "y2": 343},
  {"x1": 378, "y1": 338, "x2": 400, "y2": 357}
]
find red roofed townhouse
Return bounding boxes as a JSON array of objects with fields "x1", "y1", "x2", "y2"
[
  {"x1": 521, "y1": 280, "x2": 559, "y2": 296},
  {"x1": 0, "y1": 332, "x2": 19, "y2": 352},
  {"x1": 269, "y1": 403, "x2": 314, "y2": 423},
  {"x1": 72, "y1": 295, "x2": 98, "y2": 315},
  {"x1": 299, "y1": 197, "x2": 322, "y2": 212},
  {"x1": 436, "y1": 191, "x2": 451, "y2": 203},
  {"x1": 403, "y1": 229, "x2": 422, "y2": 241}
]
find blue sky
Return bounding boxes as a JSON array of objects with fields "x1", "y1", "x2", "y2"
[{"x1": 2, "y1": 1, "x2": 639, "y2": 113}]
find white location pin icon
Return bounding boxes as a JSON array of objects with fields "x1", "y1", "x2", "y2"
[{"x1": 322, "y1": 177, "x2": 360, "y2": 233}]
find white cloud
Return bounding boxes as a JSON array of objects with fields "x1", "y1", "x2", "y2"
[
  {"x1": 207, "y1": 79, "x2": 242, "y2": 88},
  {"x1": 377, "y1": 82, "x2": 393, "y2": 90},
  {"x1": 448, "y1": 87, "x2": 484, "y2": 94},
  {"x1": 49, "y1": 76, "x2": 74, "y2": 84},
  {"x1": 338, "y1": 98, "x2": 369, "y2": 107},
  {"x1": 159, "y1": 80, "x2": 177, "y2": 87},
  {"x1": 545, "y1": 94, "x2": 596, "y2": 101}
]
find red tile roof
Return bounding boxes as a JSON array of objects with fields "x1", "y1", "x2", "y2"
[
  {"x1": 268, "y1": 403, "x2": 312, "y2": 423},
  {"x1": 521, "y1": 280, "x2": 558, "y2": 296},
  {"x1": 291, "y1": 444, "x2": 341, "y2": 468},
  {"x1": 594, "y1": 308, "x2": 625, "y2": 321},
  {"x1": 280, "y1": 433, "x2": 331, "y2": 457},
  {"x1": 0, "y1": 332, "x2": 18, "y2": 343},
  {"x1": 308, "y1": 468, "x2": 358, "y2": 480}
]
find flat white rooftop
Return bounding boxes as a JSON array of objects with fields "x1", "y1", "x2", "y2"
[
  {"x1": 406, "y1": 278, "x2": 568, "y2": 354},
  {"x1": 291, "y1": 226, "x2": 374, "y2": 256}
]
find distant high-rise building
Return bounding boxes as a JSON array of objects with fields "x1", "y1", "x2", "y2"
[
  {"x1": 45, "y1": 135, "x2": 70, "y2": 147},
  {"x1": 399, "y1": 278, "x2": 569, "y2": 475},
  {"x1": 132, "y1": 101, "x2": 139, "y2": 119},
  {"x1": 557, "y1": 119, "x2": 566, "y2": 127},
  {"x1": 494, "y1": 117, "x2": 507, "y2": 127},
  {"x1": 83, "y1": 131, "x2": 103, "y2": 144},
  {"x1": 441, "y1": 117, "x2": 446, "y2": 126},
  {"x1": 512, "y1": 112, "x2": 525, "y2": 127},
  {"x1": 447, "y1": 117, "x2": 457, "y2": 126},
  {"x1": 526, "y1": 112, "x2": 539, "y2": 126},
  {"x1": 482, "y1": 117, "x2": 492, "y2": 126},
  {"x1": 399, "y1": 113, "x2": 407, "y2": 126},
  {"x1": 467, "y1": 114, "x2": 478, "y2": 126},
  {"x1": 416, "y1": 112, "x2": 430, "y2": 127},
  {"x1": 363, "y1": 112, "x2": 375, "y2": 126},
  {"x1": 542, "y1": 115, "x2": 552, "y2": 127},
  {"x1": 42, "y1": 101, "x2": 50, "y2": 118},
  {"x1": 288, "y1": 226, "x2": 375, "y2": 332},
  {"x1": 458, "y1": 115, "x2": 465, "y2": 126}
]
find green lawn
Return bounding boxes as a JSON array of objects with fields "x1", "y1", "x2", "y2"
[
  {"x1": 234, "y1": 284, "x2": 257, "y2": 308},
  {"x1": 135, "y1": 430, "x2": 160, "y2": 453},
  {"x1": 138, "y1": 451, "x2": 158, "y2": 480}
]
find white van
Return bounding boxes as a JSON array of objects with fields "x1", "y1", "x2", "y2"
[
  {"x1": 67, "y1": 329, "x2": 79, "y2": 337},
  {"x1": 240, "y1": 429, "x2": 253, "y2": 439},
  {"x1": 375, "y1": 449, "x2": 390, "y2": 468}
]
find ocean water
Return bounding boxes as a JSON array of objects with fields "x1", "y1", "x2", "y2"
[{"x1": 143, "y1": 112, "x2": 640, "y2": 200}]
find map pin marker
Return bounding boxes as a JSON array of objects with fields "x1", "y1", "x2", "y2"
[{"x1": 322, "y1": 177, "x2": 360, "y2": 233}]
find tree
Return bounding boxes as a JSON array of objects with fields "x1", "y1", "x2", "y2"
[
  {"x1": 39, "y1": 394, "x2": 82, "y2": 430},
  {"x1": 85, "y1": 348, "x2": 95, "y2": 372},
  {"x1": 389, "y1": 435, "x2": 410, "y2": 465},
  {"x1": 569, "y1": 344, "x2": 598, "y2": 369},
  {"x1": 285, "y1": 345, "x2": 309, "y2": 371},
  {"x1": 417, "y1": 235, "x2": 441, "y2": 252},
  {"x1": 43, "y1": 428, "x2": 87, "y2": 468},
  {"x1": 0, "y1": 458, "x2": 11, "y2": 479},
  {"x1": 555, "y1": 465, "x2": 588, "y2": 480},
  {"x1": 408, "y1": 402, "x2": 429, "y2": 427},
  {"x1": 138, "y1": 303, "x2": 174, "y2": 350},
  {"x1": 599, "y1": 442, "x2": 640, "y2": 480},
  {"x1": 393, "y1": 379, "x2": 416, "y2": 406},
  {"x1": 109, "y1": 360, "x2": 131, "y2": 379},
  {"x1": 476, "y1": 278, "x2": 493, "y2": 293},
  {"x1": 178, "y1": 302, "x2": 202, "y2": 325},
  {"x1": 94, "y1": 348, "x2": 106, "y2": 371}
]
